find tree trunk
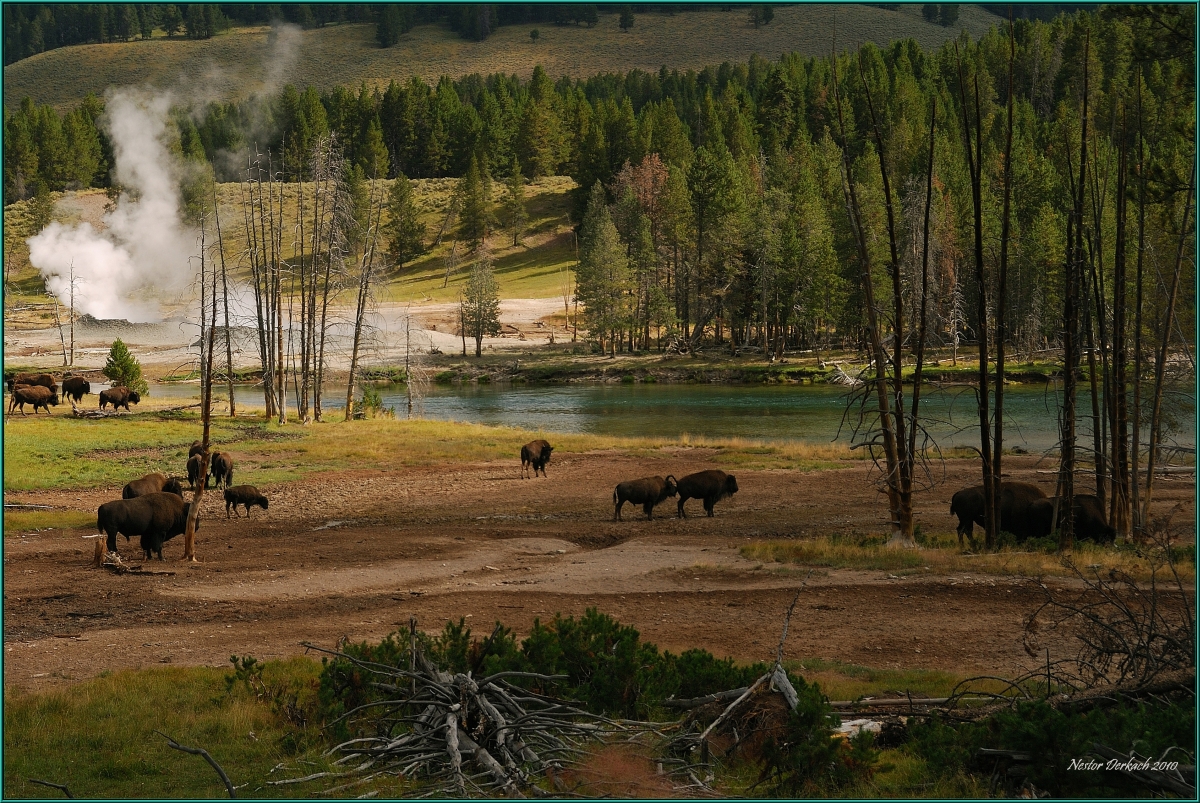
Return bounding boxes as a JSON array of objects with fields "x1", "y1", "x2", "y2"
[{"x1": 992, "y1": 27, "x2": 1015, "y2": 540}]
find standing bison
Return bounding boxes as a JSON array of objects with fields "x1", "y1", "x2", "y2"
[
  {"x1": 7, "y1": 373, "x2": 58, "y2": 394},
  {"x1": 1029, "y1": 494, "x2": 1117, "y2": 544},
  {"x1": 8, "y1": 385, "x2": 59, "y2": 415},
  {"x1": 209, "y1": 452, "x2": 234, "y2": 489},
  {"x1": 520, "y1": 440, "x2": 553, "y2": 479},
  {"x1": 676, "y1": 470, "x2": 739, "y2": 518},
  {"x1": 61, "y1": 376, "x2": 91, "y2": 403},
  {"x1": 97, "y1": 492, "x2": 197, "y2": 559},
  {"x1": 613, "y1": 475, "x2": 677, "y2": 521},
  {"x1": 224, "y1": 485, "x2": 268, "y2": 518},
  {"x1": 99, "y1": 387, "x2": 140, "y2": 410},
  {"x1": 189, "y1": 440, "x2": 208, "y2": 458},
  {"x1": 123, "y1": 472, "x2": 184, "y2": 499},
  {"x1": 187, "y1": 453, "x2": 208, "y2": 489},
  {"x1": 949, "y1": 481, "x2": 1048, "y2": 547}
]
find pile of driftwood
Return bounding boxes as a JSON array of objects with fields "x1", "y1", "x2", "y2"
[{"x1": 284, "y1": 643, "x2": 699, "y2": 798}]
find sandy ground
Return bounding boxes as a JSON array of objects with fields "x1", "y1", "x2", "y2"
[{"x1": 4, "y1": 453, "x2": 1195, "y2": 695}]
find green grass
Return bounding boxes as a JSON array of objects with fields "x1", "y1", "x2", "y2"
[
  {"x1": 6, "y1": 8, "x2": 1002, "y2": 112},
  {"x1": 1, "y1": 660, "x2": 397, "y2": 800},
  {"x1": 2, "y1": 407, "x2": 862, "y2": 492},
  {"x1": 785, "y1": 657, "x2": 966, "y2": 703},
  {"x1": 3, "y1": 509, "x2": 95, "y2": 533}
]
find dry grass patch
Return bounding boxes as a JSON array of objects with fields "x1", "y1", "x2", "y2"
[{"x1": 6, "y1": 8, "x2": 1001, "y2": 111}]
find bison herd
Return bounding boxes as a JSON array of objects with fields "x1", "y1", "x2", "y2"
[
  {"x1": 5, "y1": 371, "x2": 139, "y2": 415},
  {"x1": 96, "y1": 441, "x2": 270, "y2": 562}
]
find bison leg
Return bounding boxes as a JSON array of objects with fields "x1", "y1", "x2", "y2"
[
  {"x1": 614, "y1": 500, "x2": 624, "y2": 521},
  {"x1": 643, "y1": 501, "x2": 655, "y2": 520},
  {"x1": 704, "y1": 497, "x2": 716, "y2": 517},
  {"x1": 677, "y1": 498, "x2": 687, "y2": 518}
]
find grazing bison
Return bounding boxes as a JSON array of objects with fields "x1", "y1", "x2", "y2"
[
  {"x1": 96, "y1": 492, "x2": 196, "y2": 559},
  {"x1": 122, "y1": 472, "x2": 183, "y2": 499},
  {"x1": 99, "y1": 387, "x2": 140, "y2": 410},
  {"x1": 520, "y1": 440, "x2": 553, "y2": 479},
  {"x1": 676, "y1": 470, "x2": 739, "y2": 518},
  {"x1": 613, "y1": 475, "x2": 678, "y2": 521},
  {"x1": 8, "y1": 385, "x2": 59, "y2": 415},
  {"x1": 949, "y1": 481, "x2": 1048, "y2": 547},
  {"x1": 224, "y1": 485, "x2": 268, "y2": 518},
  {"x1": 1028, "y1": 495, "x2": 1117, "y2": 544},
  {"x1": 61, "y1": 376, "x2": 91, "y2": 403},
  {"x1": 189, "y1": 440, "x2": 208, "y2": 458},
  {"x1": 7, "y1": 373, "x2": 58, "y2": 393},
  {"x1": 209, "y1": 452, "x2": 234, "y2": 489},
  {"x1": 187, "y1": 453, "x2": 208, "y2": 489}
]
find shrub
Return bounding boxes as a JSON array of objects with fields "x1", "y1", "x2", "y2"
[{"x1": 102, "y1": 338, "x2": 148, "y2": 395}]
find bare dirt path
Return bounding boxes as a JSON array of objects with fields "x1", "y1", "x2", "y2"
[{"x1": 4, "y1": 455, "x2": 1194, "y2": 694}]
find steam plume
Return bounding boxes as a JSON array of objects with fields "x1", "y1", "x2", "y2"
[{"x1": 28, "y1": 88, "x2": 197, "y2": 322}]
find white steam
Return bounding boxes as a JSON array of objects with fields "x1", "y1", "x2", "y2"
[{"x1": 28, "y1": 88, "x2": 197, "y2": 323}]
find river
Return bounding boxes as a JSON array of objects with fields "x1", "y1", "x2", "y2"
[{"x1": 147, "y1": 381, "x2": 1195, "y2": 454}]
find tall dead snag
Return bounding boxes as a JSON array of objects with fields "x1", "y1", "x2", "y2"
[
  {"x1": 1060, "y1": 33, "x2": 1090, "y2": 551},
  {"x1": 831, "y1": 51, "x2": 935, "y2": 548},
  {"x1": 1140, "y1": 158, "x2": 1194, "y2": 528},
  {"x1": 215, "y1": 185, "x2": 235, "y2": 417},
  {"x1": 992, "y1": 22, "x2": 1015, "y2": 537},
  {"x1": 345, "y1": 179, "x2": 387, "y2": 421},
  {"x1": 1130, "y1": 75, "x2": 1147, "y2": 537},
  {"x1": 1109, "y1": 107, "x2": 1131, "y2": 538},
  {"x1": 954, "y1": 44, "x2": 996, "y2": 550},
  {"x1": 185, "y1": 212, "x2": 218, "y2": 562}
]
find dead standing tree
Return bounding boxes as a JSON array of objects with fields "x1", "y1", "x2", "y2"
[
  {"x1": 345, "y1": 177, "x2": 387, "y2": 421},
  {"x1": 184, "y1": 210, "x2": 219, "y2": 562},
  {"x1": 831, "y1": 50, "x2": 938, "y2": 547}
]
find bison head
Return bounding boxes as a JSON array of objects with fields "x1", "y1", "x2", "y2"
[
  {"x1": 49, "y1": 391, "x2": 60, "y2": 406},
  {"x1": 163, "y1": 477, "x2": 184, "y2": 497},
  {"x1": 128, "y1": 391, "x2": 141, "y2": 405},
  {"x1": 664, "y1": 475, "x2": 678, "y2": 497}
]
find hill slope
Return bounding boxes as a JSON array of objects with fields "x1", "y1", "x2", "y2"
[{"x1": 6, "y1": 5, "x2": 1000, "y2": 111}]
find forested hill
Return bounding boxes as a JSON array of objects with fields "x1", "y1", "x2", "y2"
[{"x1": 4, "y1": 4, "x2": 1004, "y2": 111}]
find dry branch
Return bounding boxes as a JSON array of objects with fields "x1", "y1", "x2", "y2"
[
  {"x1": 27, "y1": 778, "x2": 72, "y2": 798},
  {"x1": 155, "y1": 730, "x2": 237, "y2": 798}
]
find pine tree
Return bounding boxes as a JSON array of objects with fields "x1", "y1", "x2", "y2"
[
  {"x1": 103, "y1": 338, "x2": 148, "y2": 395},
  {"x1": 619, "y1": 5, "x2": 635, "y2": 32},
  {"x1": 501, "y1": 158, "x2": 528, "y2": 246},
  {"x1": 461, "y1": 248, "x2": 501, "y2": 356},
  {"x1": 456, "y1": 155, "x2": 494, "y2": 248},
  {"x1": 576, "y1": 182, "x2": 632, "y2": 356},
  {"x1": 385, "y1": 172, "x2": 426, "y2": 269}
]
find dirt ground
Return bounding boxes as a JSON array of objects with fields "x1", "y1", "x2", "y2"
[{"x1": 5, "y1": 452, "x2": 1195, "y2": 696}]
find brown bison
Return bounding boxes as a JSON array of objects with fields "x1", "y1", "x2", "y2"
[
  {"x1": 7, "y1": 373, "x2": 58, "y2": 393},
  {"x1": 520, "y1": 440, "x2": 553, "y2": 479},
  {"x1": 99, "y1": 387, "x2": 140, "y2": 410},
  {"x1": 614, "y1": 475, "x2": 678, "y2": 521},
  {"x1": 187, "y1": 453, "x2": 208, "y2": 489},
  {"x1": 122, "y1": 472, "x2": 184, "y2": 499},
  {"x1": 209, "y1": 452, "x2": 234, "y2": 489},
  {"x1": 224, "y1": 485, "x2": 268, "y2": 518},
  {"x1": 949, "y1": 481, "x2": 1048, "y2": 547},
  {"x1": 61, "y1": 376, "x2": 92, "y2": 403},
  {"x1": 8, "y1": 385, "x2": 59, "y2": 415},
  {"x1": 676, "y1": 470, "x2": 739, "y2": 518},
  {"x1": 1028, "y1": 495, "x2": 1117, "y2": 544},
  {"x1": 97, "y1": 492, "x2": 197, "y2": 559},
  {"x1": 189, "y1": 440, "x2": 208, "y2": 458}
]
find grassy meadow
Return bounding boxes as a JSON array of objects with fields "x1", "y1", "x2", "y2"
[{"x1": 5, "y1": 6, "x2": 1003, "y2": 112}]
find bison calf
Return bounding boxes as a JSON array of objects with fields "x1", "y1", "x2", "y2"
[
  {"x1": 209, "y1": 452, "x2": 234, "y2": 489},
  {"x1": 224, "y1": 485, "x2": 268, "y2": 519},
  {"x1": 97, "y1": 492, "x2": 196, "y2": 559},
  {"x1": 949, "y1": 481, "x2": 1048, "y2": 548},
  {"x1": 122, "y1": 472, "x2": 184, "y2": 499},
  {"x1": 61, "y1": 376, "x2": 91, "y2": 403},
  {"x1": 614, "y1": 475, "x2": 678, "y2": 521},
  {"x1": 1028, "y1": 495, "x2": 1116, "y2": 544},
  {"x1": 676, "y1": 470, "x2": 738, "y2": 518},
  {"x1": 8, "y1": 385, "x2": 59, "y2": 415},
  {"x1": 520, "y1": 439, "x2": 553, "y2": 479},
  {"x1": 99, "y1": 387, "x2": 140, "y2": 410}
]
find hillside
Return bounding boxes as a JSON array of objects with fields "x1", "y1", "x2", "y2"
[{"x1": 5, "y1": 5, "x2": 1001, "y2": 111}]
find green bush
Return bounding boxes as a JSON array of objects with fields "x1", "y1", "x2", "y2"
[{"x1": 102, "y1": 338, "x2": 148, "y2": 396}]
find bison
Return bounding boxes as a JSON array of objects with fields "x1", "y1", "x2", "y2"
[
  {"x1": 122, "y1": 472, "x2": 183, "y2": 499},
  {"x1": 7, "y1": 373, "x2": 58, "y2": 393},
  {"x1": 613, "y1": 475, "x2": 678, "y2": 521},
  {"x1": 189, "y1": 440, "x2": 208, "y2": 458},
  {"x1": 224, "y1": 485, "x2": 268, "y2": 519},
  {"x1": 1028, "y1": 494, "x2": 1117, "y2": 544},
  {"x1": 8, "y1": 385, "x2": 59, "y2": 415},
  {"x1": 61, "y1": 376, "x2": 92, "y2": 403},
  {"x1": 187, "y1": 453, "x2": 208, "y2": 489},
  {"x1": 96, "y1": 491, "x2": 197, "y2": 559},
  {"x1": 949, "y1": 481, "x2": 1048, "y2": 547},
  {"x1": 676, "y1": 470, "x2": 739, "y2": 518},
  {"x1": 520, "y1": 440, "x2": 553, "y2": 479},
  {"x1": 99, "y1": 387, "x2": 140, "y2": 410},
  {"x1": 209, "y1": 452, "x2": 234, "y2": 489}
]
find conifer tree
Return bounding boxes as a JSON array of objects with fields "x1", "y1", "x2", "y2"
[
  {"x1": 385, "y1": 172, "x2": 426, "y2": 269},
  {"x1": 103, "y1": 338, "x2": 148, "y2": 395},
  {"x1": 461, "y1": 247, "x2": 501, "y2": 356},
  {"x1": 501, "y1": 158, "x2": 528, "y2": 246},
  {"x1": 576, "y1": 182, "x2": 632, "y2": 356}
]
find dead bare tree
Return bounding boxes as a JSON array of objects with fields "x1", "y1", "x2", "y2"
[
  {"x1": 214, "y1": 186, "x2": 235, "y2": 417},
  {"x1": 184, "y1": 210, "x2": 217, "y2": 562},
  {"x1": 345, "y1": 177, "x2": 387, "y2": 421}
]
